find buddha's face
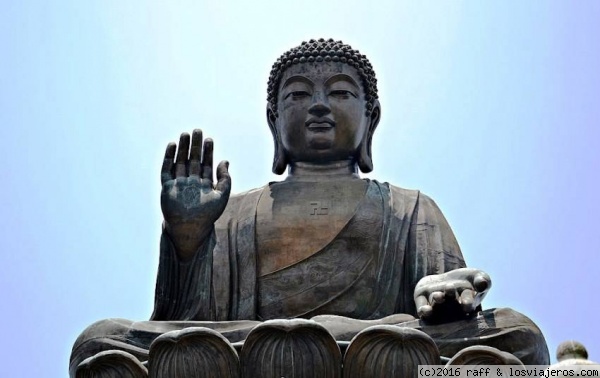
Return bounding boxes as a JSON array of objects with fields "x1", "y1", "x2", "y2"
[{"x1": 272, "y1": 62, "x2": 375, "y2": 165}]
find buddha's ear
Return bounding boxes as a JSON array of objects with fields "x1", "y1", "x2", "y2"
[
  {"x1": 267, "y1": 104, "x2": 288, "y2": 175},
  {"x1": 358, "y1": 99, "x2": 381, "y2": 173}
]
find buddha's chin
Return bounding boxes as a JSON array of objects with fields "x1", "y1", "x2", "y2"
[{"x1": 307, "y1": 132, "x2": 335, "y2": 150}]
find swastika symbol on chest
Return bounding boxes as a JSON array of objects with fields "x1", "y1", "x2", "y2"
[{"x1": 309, "y1": 201, "x2": 331, "y2": 215}]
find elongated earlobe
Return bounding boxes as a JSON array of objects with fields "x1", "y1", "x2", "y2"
[
  {"x1": 267, "y1": 105, "x2": 288, "y2": 175},
  {"x1": 357, "y1": 100, "x2": 381, "y2": 173},
  {"x1": 272, "y1": 141, "x2": 287, "y2": 174},
  {"x1": 357, "y1": 136, "x2": 374, "y2": 173}
]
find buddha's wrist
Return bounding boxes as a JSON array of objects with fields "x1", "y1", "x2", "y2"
[{"x1": 164, "y1": 221, "x2": 214, "y2": 261}]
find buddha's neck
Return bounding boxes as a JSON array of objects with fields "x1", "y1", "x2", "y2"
[{"x1": 286, "y1": 160, "x2": 360, "y2": 181}]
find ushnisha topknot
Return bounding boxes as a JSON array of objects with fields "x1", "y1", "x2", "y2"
[{"x1": 267, "y1": 38, "x2": 379, "y2": 117}]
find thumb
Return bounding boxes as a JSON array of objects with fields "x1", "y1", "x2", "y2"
[
  {"x1": 215, "y1": 160, "x2": 231, "y2": 196},
  {"x1": 472, "y1": 271, "x2": 491, "y2": 293}
]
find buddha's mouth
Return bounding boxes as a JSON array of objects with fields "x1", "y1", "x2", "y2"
[{"x1": 306, "y1": 118, "x2": 335, "y2": 131}]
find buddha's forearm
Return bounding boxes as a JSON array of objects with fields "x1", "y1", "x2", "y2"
[{"x1": 152, "y1": 228, "x2": 215, "y2": 321}]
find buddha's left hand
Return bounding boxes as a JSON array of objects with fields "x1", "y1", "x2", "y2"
[{"x1": 414, "y1": 268, "x2": 491, "y2": 323}]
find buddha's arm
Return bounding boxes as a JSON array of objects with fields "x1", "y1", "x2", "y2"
[
  {"x1": 152, "y1": 130, "x2": 231, "y2": 321},
  {"x1": 413, "y1": 193, "x2": 466, "y2": 276},
  {"x1": 410, "y1": 193, "x2": 491, "y2": 322},
  {"x1": 150, "y1": 226, "x2": 217, "y2": 321}
]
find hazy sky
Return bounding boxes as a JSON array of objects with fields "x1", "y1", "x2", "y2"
[{"x1": 1, "y1": 1, "x2": 599, "y2": 376}]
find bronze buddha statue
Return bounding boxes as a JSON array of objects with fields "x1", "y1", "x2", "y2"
[{"x1": 70, "y1": 39, "x2": 549, "y2": 377}]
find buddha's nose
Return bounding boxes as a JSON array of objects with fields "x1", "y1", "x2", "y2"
[{"x1": 308, "y1": 92, "x2": 331, "y2": 117}]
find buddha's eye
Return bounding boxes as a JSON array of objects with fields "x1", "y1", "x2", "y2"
[
  {"x1": 285, "y1": 91, "x2": 311, "y2": 100},
  {"x1": 328, "y1": 90, "x2": 356, "y2": 99}
]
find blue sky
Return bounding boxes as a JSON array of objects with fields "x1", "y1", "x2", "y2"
[{"x1": 1, "y1": 1, "x2": 599, "y2": 376}]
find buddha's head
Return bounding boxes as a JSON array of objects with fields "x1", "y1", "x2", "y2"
[{"x1": 266, "y1": 38, "x2": 381, "y2": 174}]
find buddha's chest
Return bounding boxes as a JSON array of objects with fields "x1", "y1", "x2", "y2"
[{"x1": 256, "y1": 180, "x2": 368, "y2": 276}]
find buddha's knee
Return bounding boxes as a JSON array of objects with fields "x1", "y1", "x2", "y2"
[
  {"x1": 416, "y1": 307, "x2": 549, "y2": 365},
  {"x1": 73, "y1": 318, "x2": 133, "y2": 349},
  {"x1": 476, "y1": 307, "x2": 550, "y2": 365},
  {"x1": 70, "y1": 319, "x2": 135, "y2": 377},
  {"x1": 485, "y1": 308, "x2": 547, "y2": 344}
]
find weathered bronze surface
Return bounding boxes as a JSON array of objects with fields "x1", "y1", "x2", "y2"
[{"x1": 70, "y1": 39, "x2": 550, "y2": 377}]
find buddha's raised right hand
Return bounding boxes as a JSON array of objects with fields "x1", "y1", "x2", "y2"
[{"x1": 160, "y1": 129, "x2": 231, "y2": 260}]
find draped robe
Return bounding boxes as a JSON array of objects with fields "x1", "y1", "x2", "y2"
[{"x1": 70, "y1": 180, "x2": 549, "y2": 376}]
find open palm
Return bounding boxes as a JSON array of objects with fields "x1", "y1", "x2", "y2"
[{"x1": 160, "y1": 129, "x2": 231, "y2": 259}]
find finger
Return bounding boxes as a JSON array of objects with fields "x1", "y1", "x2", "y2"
[
  {"x1": 189, "y1": 129, "x2": 202, "y2": 177},
  {"x1": 429, "y1": 291, "x2": 444, "y2": 305},
  {"x1": 175, "y1": 133, "x2": 191, "y2": 177},
  {"x1": 416, "y1": 294, "x2": 433, "y2": 319},
  {"x1": 215, "y1": 160, "x2": 231, "y2": 196},
  {"x1": 473, "y1": 273, "x2": 491, "y2": 292},
  {"x1": 161, "y1": 143, "x2": 177, "y2": 184},
  {"x1": 459, "y1": 289, "x2": 476, "y2": 313},
  {"x1": 201, "y1": 138, "x2": 214, "y2": 181},
  {"x1": 417, "y1": 305, "x2": 433, "y2": 319},
  {"x1": 443, "y1": 283, "x2": 458, "y2": 301},
  {"x1": 415, "y1": 295, "x2": 429, "y2": 312}
]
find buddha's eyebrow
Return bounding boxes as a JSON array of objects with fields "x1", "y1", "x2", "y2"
[
  {"x1": 281, "y1": 76, "x2": 314, "y2": 89},
  {"x1": 324, "y1": 74, "x2": 360, "y2": 89}
]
